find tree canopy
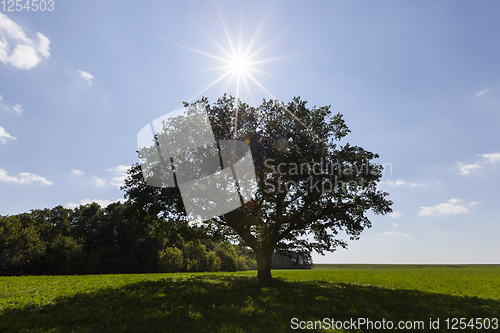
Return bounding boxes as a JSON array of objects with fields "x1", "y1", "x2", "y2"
[
  {"x1": 123, "y1": 95, "x2": 392, "y2": 281},
  {"x1": 0, "y1": 202, "x2": 257, "y2": 275}
]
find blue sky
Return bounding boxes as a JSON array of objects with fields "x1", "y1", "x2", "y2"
[{"x1": 1, "y1": 0, "x2": 499, "y2": 264}]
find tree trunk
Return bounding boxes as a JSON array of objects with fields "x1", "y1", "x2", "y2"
[{"x1": 255, "y1": 248, "x2": 274, "y2": 282}]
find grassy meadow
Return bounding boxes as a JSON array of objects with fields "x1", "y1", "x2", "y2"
[{"x1": 0, "y1": 265, "x2": 499, "y2": 332}]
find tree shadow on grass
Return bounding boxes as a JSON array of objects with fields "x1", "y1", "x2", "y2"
[{"x1": 0, "y1": 275, "x2": 499, "y2": 332}]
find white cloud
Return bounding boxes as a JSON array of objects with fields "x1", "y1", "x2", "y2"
[
  {"x1": 392, "y1": 223, "x2": 399, "y2": 227},
  {"x1": 458, "y1": 162, "x2": 482, "y2": 175},
  {"x1": 37, "y1": 32, "x2": 50, "y2": 58},
  {"x1": 2, "y1": 103, "x2": 23, "y2": 115},
  {"x1": 0, "y1": 126, "x2": 16, "y2": 144},
  {"x1": 382, "y1": 179, "x2": 407, "y2": 186},
  {"x1": 87, "y1": 165, "x2": 130, "y2": 188},
  {"x1": 67, "y1": 198, "x2": 125, "y2": 209},
  {"x1": 379, "y1": 179, "x2": 423, "y2": 187},
  {"x1": 0, "y1": 94, "x2": 23, "y2": 115},
  {"x1": 91, "y1": 175, "x2": 107, "y2": 187},
  {"x1": 381, "y1": 231, "x2": 410, "y2": 237},
  {"x1": 458, "y1": 152, "x2": 500, "y2": 175},
  {"x1": 9, "y1": 104, "x2": 23, "y2": 114},
  {"x1": 71, "y1": 169, "x2": 84, "y2": 175},
  {"x1": 0, "y1": 168, "x2": 52, "y2": 185},
  {"x1": 481, "y1": 153, "x2": 500, "y2": 164},
  {"x1": 448, "y1": 198, "x2": 462, "y2": 204},
  {"x1": 389, "y1": 211, "x2": 401, "y2": 218},
  {"x1": 108, "y1": 164, "x2": 130, "y2": 188},
  {"x1": 78, "y1": 70, "x2": 94, "y2": 85},
  {"x1": 0, "y1": 13, "x2": 50, "y2": 69},
  {"x1": 418, "y1": 198, "x2": 470, "y2": 216},
  {"x1": 475, "y1": 89, "x2": 490, "y2": 96}
]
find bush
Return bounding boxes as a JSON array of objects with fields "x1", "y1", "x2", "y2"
[
  {"x1": 183, "y1": 242, "x2": 209, "y2": 272},
  {"x1": 214, "y1": 242, "x2": 238, "y2": 272},
  {"x1": 158, "y1": 247, "x2": 183, "y2": 273},
  {"x1": 235, "y1": 256, "x2": 248, "y2": 271},
  {"x1": 0, "y1": 203, "x2": 260, "y2": 275},
  {"x1": 206, "y1": 251, "x2": 221, "y2": 272},
  {"x1": 0, "y1": 216, "x2": 45, "y2": 275},
  {"x1": 43, "y1": 236, "x2": 84, "y2": 275}
]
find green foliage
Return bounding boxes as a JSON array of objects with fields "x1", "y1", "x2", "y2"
[
  {"x1": 43, "y1": 236, "x2": 84, "y2": 275},
  {"x1": 0, "y1": 202, "x2": 256, "y2": 276},
  {"x1": 158, "y1": 242, "x2": 254, "y2": 273},
  {"x1": 123, "y1": 95, "x2": 393, "y2": 281},
  {"x1": 206, "y1": 250, "x2": 221, "y2": 272},
  {"x1": 0, "y1": 215, "x2": 45, "y2": 274},
  {"x1": 236, "y1": 246, "x2": 257, "y2": 270},
  {"x1": 183, "y1": 242, "x2": 210, "y2": 272},
  {"x1": 158, "y1": 247, "x2": 184, "y2": 273},
  {"x1": 0, "y1": 265, "x2": 498, "y2": 332},
  {"x1": 271, "y1": 251, "x2": 313, "y2": 269},
  {"x1": 214, "y1": 242, "x2": 238, "y2": 271}
]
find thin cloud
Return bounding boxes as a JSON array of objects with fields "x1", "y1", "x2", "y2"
[
  {"x1": 381, "y1": 179, "x2": 407, "y2": 186},
  {"x1": 458, "y1": 153, "x2": 500, "y2": 175},
  {"x1": 381, "y1": 231, "x2": 410, "y2": 237},
  {"x1": 458, "y1": 162, "x2": 482, "y2": 175},
  {"x1": 71, "y1": 169, "x2": 84, "y2": 175},
  {"x1": 418, "y1": 198, "x2": 471, "y2": 216},
  {"x1": 2, "y1": 103, "x2": 24, "y2": 115},
  {"x1": 78, "y1": 70, "x2": 94, "y2": 85},
  {"x1": 0, "y1": 13, "x2": 50, "y2": 69},
  {"x1": 37, "y1": 32, "x2": 50, "y2": 57},
  {"x1": 379, "y1": 179, "x2": 423, "y2": 187},
  {"x1": 108, "y1": 165, "x2": 130, "y2": 188},
  {"x1": 91, "y1": 175, "x2": 107, "y2": 187},
  {"x1": 87, "y1": 165, "x2": 130, "y2": 188},
  {"x1": 67, "y1": 198, "x2": 125, "y2": 209},
  {"x1": 0, "y1": 168, "x2": 52, "y2": 185},
  {"x1": 0, "y1": 94, "x2": 23, "y2": 115},
  {"x1": 7, "y1": 104, "x2": 23, "y2": 115},
  {"x1": 0, "y1": 126, "x2": 16, "y2": 144},
  {"x1": 475, "y1": 89, "x2": 490, "y2": 97},
  {"x1": 389, "y1": 211, "x2": 401, "y2": 218}
]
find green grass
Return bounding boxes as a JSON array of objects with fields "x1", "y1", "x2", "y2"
[{"x1": 1, "y1": 265, "x2": 499, "y2": 332}]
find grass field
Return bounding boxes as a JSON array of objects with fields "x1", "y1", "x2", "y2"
[{"x1": 0, "y1": 265, "x2": 499, "y2": 332}]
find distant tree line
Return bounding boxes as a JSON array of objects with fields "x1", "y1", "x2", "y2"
[
  {"x1": 271, "y1": 252, "x2": 313, "y2": 269},
  {"x1": 0, "y1": 202, "x2": 311, "y2": 276}
]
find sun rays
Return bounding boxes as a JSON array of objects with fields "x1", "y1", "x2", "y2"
[
  {"x1": 154, "y1": 4, "x2": 321, "y2": 140},
  {"x1": 166, "y1": 4, "x2": 294, "y2": 107}
]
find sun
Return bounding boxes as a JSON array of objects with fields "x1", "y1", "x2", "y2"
[
  {"x1": 161, "y1": 5, "x2": 295, "y2": 107},
  {"x1": 159, "y1": 6, "x2": 320, "y2": 140},
  {"x1": 229, "y1": 54, "x2": 250, "y2": 76}
]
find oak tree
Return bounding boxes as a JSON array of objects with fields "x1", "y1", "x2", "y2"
[{"x1": 123, "y1": 95, "x2": 392, "y2": 281}]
